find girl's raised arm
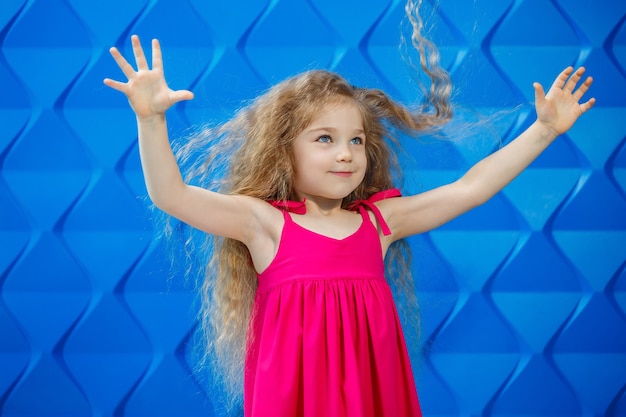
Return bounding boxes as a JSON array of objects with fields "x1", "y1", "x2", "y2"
[
  {"x1": 103, "y1": 36, "x2": 280, "y2": 253},
  {"x1": 379, "y1": 66, "x2": 595, "y2": 240},
  {"x1": 104, "y1": 35, "x2": 193, "y2": 214}
]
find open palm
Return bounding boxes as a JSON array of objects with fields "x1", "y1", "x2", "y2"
[
  {"x1": 103, "y1": 35, "x2": 193, "y2": 119},
  {"x1": 534, "y1": 66, "x2": 595, "y2": 136}
]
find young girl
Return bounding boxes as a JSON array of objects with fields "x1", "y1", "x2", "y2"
[{"x1": 103, "y1": 12, "x2": 594, "y2": 417}]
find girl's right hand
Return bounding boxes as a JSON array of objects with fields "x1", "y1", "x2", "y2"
[{"x1": 104, "y1": 35, "x2": 194, "y2": 119}]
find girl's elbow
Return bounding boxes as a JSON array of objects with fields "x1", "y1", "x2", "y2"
[
  {"x1": 146, "y1": 181, "x2": 188, "y2": 213},
  {"x1": 472, "y1": 190, "x2": 492, "y2": 207},
  {"x1": 147, "y1": 190, "x2": 180, "y2": 215},
  {"x1": 461, "y1": 181, "x2": 492, "y2": 209},
  {"x1": 148, "y1": 194, "x2": 169, "y2": 213}
]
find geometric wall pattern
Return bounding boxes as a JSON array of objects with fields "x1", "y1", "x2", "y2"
[{"x1": 1, "y1": 0, "x2": 625, "y2": 416}]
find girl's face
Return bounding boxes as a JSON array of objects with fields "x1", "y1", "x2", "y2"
[{"x1": 292, "y1": 99, "x2": 367, "y2": 203}]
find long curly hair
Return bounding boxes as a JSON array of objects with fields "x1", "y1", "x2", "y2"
[{"x1": 166, "y1": 0, "x2": 452, "y2": 402}]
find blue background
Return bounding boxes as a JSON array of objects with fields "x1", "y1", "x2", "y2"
[{"x1": 1, "y1": 0, "x2": 626, "y2": 416}]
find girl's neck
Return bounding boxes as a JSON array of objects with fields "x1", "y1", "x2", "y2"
[{"x1": 301, "y1": 196, "x2": 345, "y2": 216}]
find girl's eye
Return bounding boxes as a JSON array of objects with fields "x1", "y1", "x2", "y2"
[
  {"x1": 317, "y1": 135, "x2": 331, "y2": 143},
  {"x1": 350, "y1": 137, "x2": 364, "y2": 145}
]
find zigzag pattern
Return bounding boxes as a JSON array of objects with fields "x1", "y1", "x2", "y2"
[{"x1": 1, "y1": 0, "x2": 625, "y2": 415}]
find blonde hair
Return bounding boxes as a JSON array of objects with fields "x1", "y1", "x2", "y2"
[{"x1": 166, "y1": 0, "x2": 452, "y2": 402}]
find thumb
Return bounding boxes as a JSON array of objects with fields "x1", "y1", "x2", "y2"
[
  {"x1": 533, "y1": 82, "x2": 546, "y2": 108},
  {"x1": 170, "y1": 89, "x2": 194, "y2": 104}
]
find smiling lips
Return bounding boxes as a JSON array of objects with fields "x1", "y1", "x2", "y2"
[{"x1": 330, "y1": 171, "x2": 353, "y2": 177}]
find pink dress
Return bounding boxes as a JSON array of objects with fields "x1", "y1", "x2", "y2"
[{"x1": 244, "y1": 189, "x2": 421, "y2": 417}]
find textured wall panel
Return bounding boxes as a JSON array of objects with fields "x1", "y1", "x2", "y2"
[{"x1": 1, "y1": 0, "x2": 625, "y2": 416}]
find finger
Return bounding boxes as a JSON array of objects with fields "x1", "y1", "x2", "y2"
[
  {"x1": 551, "y1": 66, "x2": 574, "y2": 90},
  {"x1": 103, "y1": 78, "x2": 127, "y2": 92},
  {"x1": 564, "y1": 66, "x2": 585, "y2": 93},
  {"x1": 151, "y1": 38, "x2": 163, "y2": 71},
  {"x1": 131, "y1": 34, "x2": 149, "y2": 70},
  {"x1": 533, "y1": 81, "x2": 546, "y2": 107},
  {"x1": 109, "y1": 47, "x2": 136, "y2": 79},
  {"x1": 574, "y1": 76, "x2": 593, "y2": 101},
  {"x1": 580, "y1": 97, "x2": 596, "y2": 113},
  {"x1": 170, "y1": 89, "x2": 195, "y2": 104}
]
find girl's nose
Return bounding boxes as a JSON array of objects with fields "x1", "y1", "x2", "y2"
[{"x1": 336, "y1": 144, "x2": 352, "y2": 162}]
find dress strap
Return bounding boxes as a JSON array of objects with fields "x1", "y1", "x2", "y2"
[
  {"x1": 346, "y1": 188, "x2": 402, "y2": 236},
  {"x1": 269, "y1": 199, "x2": 307, "y2": 214},
  {"x1": 268, "y1": 189, "x2": 401, "y2": 236}
]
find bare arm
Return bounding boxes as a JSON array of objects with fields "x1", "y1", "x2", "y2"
[
  {"x1": 380, "y1": 66, "x2": 596, "y2": 241},
  {"x1": 103, "y1": 36, "x2": 280, "y2": 249}
]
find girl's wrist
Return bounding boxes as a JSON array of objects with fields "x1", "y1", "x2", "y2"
[
  {"x1": 531, "y1": 120, "x2": 559, "y2": 143},
  {"x1": 136, "y1": 113, "x2": 166, "y2": 126}
]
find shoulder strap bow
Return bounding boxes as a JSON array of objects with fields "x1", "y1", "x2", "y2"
[
  {"x1": 269, "y1": 199, "x2": 307, "y2": 214},
  {"x1": 346, "y1": 188, "x2": 402, "y2": 236}
]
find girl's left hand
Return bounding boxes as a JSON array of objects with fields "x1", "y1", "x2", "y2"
[{"x1": 534, "y1": 66, "x2": 595, "y2": 136}]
